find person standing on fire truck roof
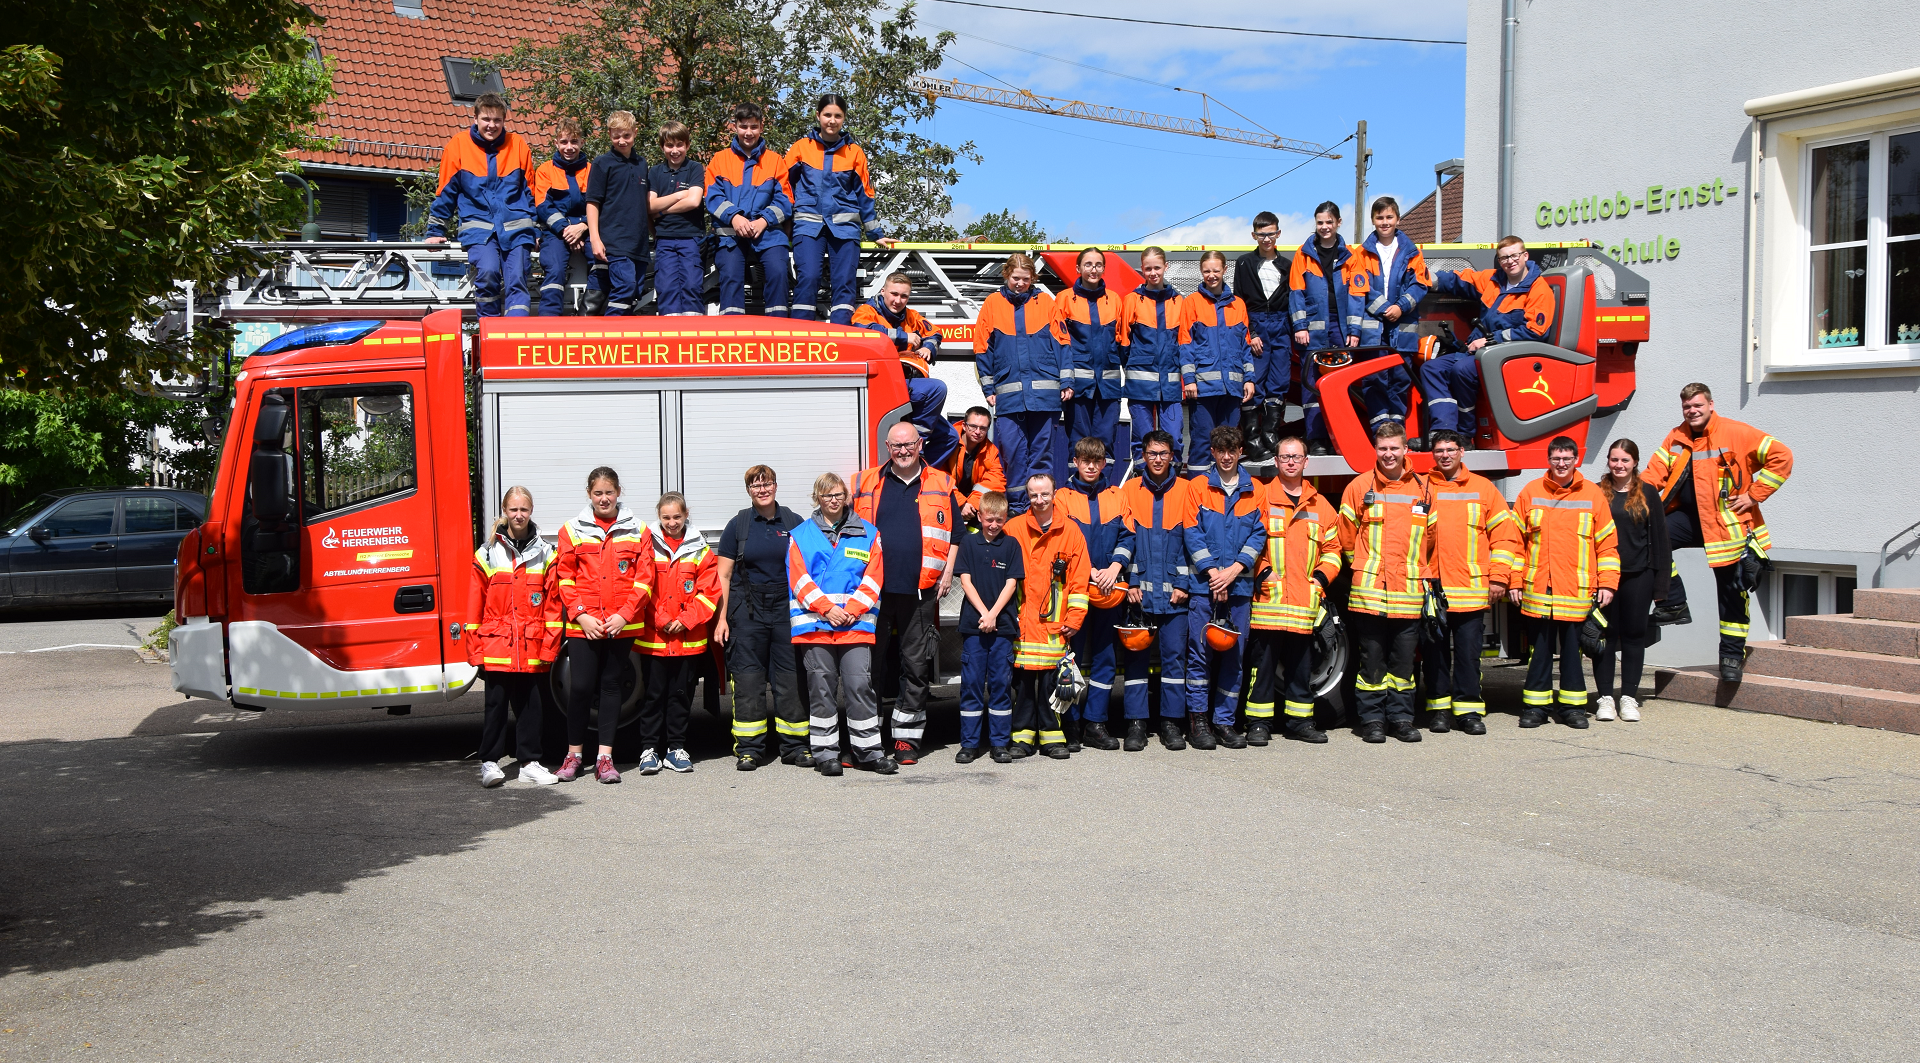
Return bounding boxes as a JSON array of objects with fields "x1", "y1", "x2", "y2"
[
  {"x1": 1053, "y1": 248, "x2": 1129, "y2": 488},
  {"x1": 1235, "y1": 213, "x2": 1294, "y2": 464},
  {"x1": 715, "y1": 466, "x2": 811, "y2": 770},
  {"x1": 851, "y1": 423, "x2": 959, "y2": 767},
  {"x1": 425, "y1": 91, "x2": 536, "y2": 318},
  {"x1": 786, "y1": 94, "x2": 897, "y2": 324},
  {"x1": 553, "y1": 467, "x2": 655, "y2": 784},
  {"x1": 974, "y1": 252, "x2": 1070, "y2": 514},
  {"x1": 585, "y1": 110, "x2": 650, "y2": 318},
  {"x1": 705, "y1": 101, "x2": 794, "y2": 317},
  {"x1": 1177, "y1": 250, "x2": 1257, "y2": 476},
  {"x1": 852, "y1": 271, "x2": 959, "y2": 466},
  {"x1": 1119, "y1": 246, "x2": 1185, "y2": 473},
  {"x1": 1642, "y1": 382, "x2": 1792, "y2": 683},
  {"x1": 468, "y1": 486, "x2": 563, "y2": 788},
  {"x1": 1427, "y1": 236, "x2": 1555, "y2": 445},
  {"x1": 530, "y1": 118, "x2": 605, "y2": 317},
  {"x1": 1290, "y1": 202, "x2": 1359, "y2": 455},
  {"x1": 1349, "y1": 197, "x2": 1433, "y2": 447}
]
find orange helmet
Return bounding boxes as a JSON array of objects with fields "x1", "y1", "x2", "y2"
[
  {"x1": 1312, "y1": 349, "x2": 1354, "y2": 371},
  {"x1": 1115, "y1": 624, "x2": 1154, "y2": 652},
  {"x1": 1204, "y1": 620, "x2": 1241, "y2": 652},
  {"x1": 900, "y1": 354, "x2": 931, "y2": 379},
  {"x1": 1088, "y1": 581, "x2": 1128, "y2": 610},
  {"x1": 1416, "y1": 334, "x2": 1442, "y2": 362}
]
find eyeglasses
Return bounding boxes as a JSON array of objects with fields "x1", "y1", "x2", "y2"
[
  {"x1": 748, "y1": 480, "x2": 776, "y2": 490},
  {"x1": 1497, "y1": 251, "x2": 1527, "y2": 264},
  {"x1": 819, "y1": 492, "x2": 848, "y2": 501},
  {"x1": 1252, "y1": 230, "x2": 1280, "y2": 240},
  {"x1": 1276, "y1": 454, "x2": 1308, "y2": 463},
  {"x1": 887, "y1": 441, "x2": 920, "y2": 452}
]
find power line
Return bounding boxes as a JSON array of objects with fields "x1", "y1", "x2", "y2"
[
  {"x1": 949, "y1": 95, "x2": 1280, "y2": 161},
  {"x1": 925, "y1": 1, "x2": 1467, "y2": 46},
  {"x1": 1130, "y1": 134, "x2": 1353, "y2": 242}
]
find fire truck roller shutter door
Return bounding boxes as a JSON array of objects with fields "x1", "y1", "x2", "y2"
[
  {"x1": 491, "y1": 392, "x2": 665, "y2": 547},
  {"x1": 679, "y1": 389, "x2": 863, "y2": 539}
]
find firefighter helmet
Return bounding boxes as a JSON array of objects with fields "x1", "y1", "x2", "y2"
[
  {"x1": 1312, "y1": 349, "x2": 1354, "y2": 371},
  {"x1": 1204, "y1": 620, "x2": 1241, "y2": 652},
  {"x1": 1088, "y1": 581, "x2": 1128, "y2": 611},
  {"x1": 1115, "y1": 624, "x2": 1154, "y2": 652},
  {"x1": 900, "y1": 354, "x2": 932, "y2": 380}
]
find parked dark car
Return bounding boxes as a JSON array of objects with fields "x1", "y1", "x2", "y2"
[{"x1": 0, "y1": 488, "x2": 208, "y2": 608}]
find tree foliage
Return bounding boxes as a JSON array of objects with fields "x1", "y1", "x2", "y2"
[
  {"x1": 0, "y1": 4, "x2": 332, "y2": 392},
  {"x1": 963, "y1": 209, "x2": 1049, "y2": 244},
  {"x1": 0, "y1": 389, "x2": 210, "y2": 515},
  {"x1": 484, "y1": 0, "x2": 977, "y2": 240}
]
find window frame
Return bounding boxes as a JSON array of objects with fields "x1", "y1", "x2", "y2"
[
  {"x1": 1799, "y1": 123, "x2": 1920, "y2": 358},
  {"x1": 295, "y1": 382, "x2": 419, "y2": 525}
]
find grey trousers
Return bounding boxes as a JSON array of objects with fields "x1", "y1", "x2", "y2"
[{"x1": 802, "y1": 643, "x2": 883, "y2": 764}]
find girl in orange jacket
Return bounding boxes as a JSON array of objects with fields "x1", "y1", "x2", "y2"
[
  {"x1": 553, "y1": 466, "x2": 655, "y2": 783},
  {"x1": 635, "y1": 493, "x2": 719, "y2": 775},
  {"x1": 467, "y1": 486, "x2": 563, "y2": 787}
]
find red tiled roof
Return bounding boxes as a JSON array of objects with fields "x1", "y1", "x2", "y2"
[
  {"x1": 1401, "y1": 173, "x2": 1466, "y2": 244},
  {"x1": 299, "y1": 0, "x2": 581, "y2": 172}
]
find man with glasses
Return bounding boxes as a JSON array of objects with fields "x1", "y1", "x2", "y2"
[
  {"x1": 851, "y1": 422, "x2": 960, "y2": 764},
  {"x1": 939, "y1": 406, "x2": 1007, "y2": 528},
  {"x1": 1427, "y1": 236, "x2": 1556, "y2": 444},
  {"x1": 1234, "y1": 212, "x2": 1294, "y2": 473},
  {"x1": 1419, "y1": 430, "x2": 1521, "y2": 734}
]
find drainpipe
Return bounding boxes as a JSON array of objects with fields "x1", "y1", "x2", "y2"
[
  {"x1": 1496, "y1": 0, "x2": 1519, "y2": 238},
  {"x1": 277, "y1": 171, "x2": 322, "y2": 241}
]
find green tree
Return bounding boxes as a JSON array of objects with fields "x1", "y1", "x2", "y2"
[
  {"x1": 483, "y1": 0, "x2": 977, "y2": 240},
  {"x1": 963, "y1": 208, "x2": 1049, "y2": 244},
  {"x1": 0, "y1": 5, "x2": 332, "y2": 393},
  {"x1": 0, "y1": 390, "x2": 211, "y2": 514}
]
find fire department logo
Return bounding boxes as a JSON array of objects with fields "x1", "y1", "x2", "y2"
[
  {"x1": 683, "y1": 579, "x2": 694, "y2": 592},
  {"x1": 322, "y1": 528, "x2": 339, "y2": 549},
  {"x1": 617, "y1": 559, "x2": 629, "y2": 572},
  {"x1": 936, "y1": 510, "x2": 947, "y2": 526},
  {"x1": 529, "y1": 591, "x2": 543, "y2": 606},
  {"x1": 1521, "y1": 372, "x2": 1554, "y2": 404}
]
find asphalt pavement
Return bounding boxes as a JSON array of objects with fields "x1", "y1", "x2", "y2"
[{"x1": 2, "y1": 615, "x2": 1917, "y2": 1061}]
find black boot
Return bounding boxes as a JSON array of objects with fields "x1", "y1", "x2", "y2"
[
  {"x1": 1560, "y1": 709, "x2": 1591, "y2": 730},
  {"x1": 1187, "y1": 713, "x2": 1218, "y2": 750},
  {"x1": 817, "y1": 757, "x2": 844, "y2": 777},
  {"x1": 1429, "y1": 710, "x2": 1451, "y2": 734},
  {"x1": 1457, "y1": 713, "x2": 1486, "y2": 735},
  {"x1": 1246, "y1": 720, "x2": 1272, "y2": 746},
  {"x1": 1518, "y1": 710, "x2": 1549, "y2": 728},
  {"x1": 1158, "y1": 718, "x2": 1187, "y2": 751},
  {"x1": 1285, "y1": 719, "x2": 1329, "y2": 744},
  {"x1": 1216, "y1": 723, "x2": 1248, "y2": 749},
  {"x1": 1389, "y1": 720, "x2": 1424, "y2": 743},
  {"x1": 1407, "y1": 434, "x2": 1430, "y2": 452},
  {"x1": 1065, "y1": 716, "x2": 1083, "y2": 754},
  {"x1": 1123, "y1": 720, "x2": 1150, "y2": 752},
  {"x1": 1651, "y1": 602, "x2": 1692, "y2": 626},
  {"x1": 1719, "y1": 652, "x2": 1745, "y2": 683},
  {"x1": 1358, "y1": 721, "x2": 1386, "y2": 743},
  {"x1": 1082, "y1": 721, "x2": 1120, "y2": 750},
  {"x1": 582, "y1": 287, "x2": 608, "y2": 316}
]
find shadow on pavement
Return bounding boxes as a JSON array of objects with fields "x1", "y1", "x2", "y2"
[{"x1": 0, "y1": 713, "x2": 577, "y2": 976}]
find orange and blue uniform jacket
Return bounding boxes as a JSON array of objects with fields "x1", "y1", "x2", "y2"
[
  {"x1": 974, "y1": 286, "x2": 1067, "y2": 414},
  {"x1": 1051, "y1": 280, "x2": 1127, "y2": 400},
  {"x1": 851, "y1": 297, "x2": 941, "y2": 359},
  {"x1": 940, "y1": 429, "x2": 1007, "y2": 513},
  {"x1": 1119, "y1": 284, "x2": 1184, "y2": 403},
  {"x1": 851, "y1": 464, "x2": 958, "y2": 592},
  {"x1": 786, "y1": 514, "x2": 885, "y2": 646},
  {"x1": 1349, "y1": 233, "x2": 1433, "y2": 353},
  {"x1": 531, "y1": 153, "x2": 593, "y2": 239},
  {"x1": 1057, "y1": 476, "x2": 1135, "y2": 579},
  {"x1": 1431, "y1": 260, "x2": 1554, "y2": 345},
  {"x1": 1288, "y1": 235, "x2": 1359, "y2": 349},
  {"x1": 464, "y1": 526, "x2": 563, "y2": 671},
  {"x1": 636, "y1": 531, "x2": 720, "y2": 657},
  {"x1": 1249, "y1": 480, "x2": 1342, "y2": 636},
  {"x1": 1007, "y1": 509, "x2": 1091, "y2": 670},
  {"x1": 1184, "y1": 468, "x2": 1266, "y2": 598},
  {"x1": 1643, "y1": 413, "x2": 1792, "y2": 568},
  {"x1": 1512, "y1": 472, "x2": 1620, "y2": 621},
  {"x1": 555, "y1": 506, "x2": 655, "y2": 638},
  {"x1": 704, "y1": 137, "x2": 793, "y2": 251},
  {"x1": 428, "y1": 127, "x2": 537, "y2": 250},
  {"x1": 1119, "y1": 469, "x2": 1197, "y2": 614},
  {"x1": 1177, "y1": 286, "x2": 1255, "y2": 398},
  {"x1": 785, "y1": 130, "x2": 885, "y2": 242}
]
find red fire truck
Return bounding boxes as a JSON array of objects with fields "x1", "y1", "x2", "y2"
[{"x1": 172, "y1": 241, "x2": 1650, "y2": 718}]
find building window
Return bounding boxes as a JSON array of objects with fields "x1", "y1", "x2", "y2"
[
  {"x1": 1763, "y1": 564, "x2": 1858, "y2": 635},
  {"x1": 1805, "y1": 128, "x2": 1920, "y2": 352},
  {"x1": 441, "y1": 58, "x2": 504, "y2": 106},
  {"x1": 395, "y1": 0, "x2": 424, "y2": 18}
]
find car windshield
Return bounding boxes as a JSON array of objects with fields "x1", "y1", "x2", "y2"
[{"x1": 0, "y1": 493, "x2": 60, "y2": 536}]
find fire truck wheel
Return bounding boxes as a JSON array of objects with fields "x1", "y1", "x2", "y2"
[
  {"x1": 546, "y1": 644, "x2": 648, "y2": 737},
  {"x1": 1311, "y1": 604, "x2": 1352, "y2": 730}
]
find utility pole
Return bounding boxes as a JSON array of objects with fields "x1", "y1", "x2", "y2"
[{"x1": 1353, "y1": 120, "x2": 1370, "y2": 241}]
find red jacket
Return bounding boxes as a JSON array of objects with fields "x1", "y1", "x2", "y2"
[
  {"x1": 939, "y1": 429, "x2": 1007, "y2": 512},
  {"x1": 555, "y1": 505, "x2": 655, "y2": 638},
  {"x1": 464, "y1": 527, "x2": 563, "y2": 671},
  {"x1": 637, "y1": 532, "x2": 720, "y2": 656}
]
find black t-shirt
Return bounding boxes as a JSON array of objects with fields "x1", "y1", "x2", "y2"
[
  {"x1": 646, "y1": 159, "x2": 707, "y2": 241},
  {"x1": 719, "y1": 505, "x2": 805, "y2": 586},
  {"x1": 954, "y1": 529, "x2": 1024, "y2": 635},
  {"x1": 585, "y1": 149, "x2": 650, "y2": 259},
  {"x1": 875, "y1": 470, "x2": 928, "y2": 594}
]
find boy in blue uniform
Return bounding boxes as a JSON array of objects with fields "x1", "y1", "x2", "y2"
[
  {"x1": 705, "y1": 102, "x2": 794, "y2": 317},
  {"x1": 425, "y1": 92, "x2": 536, "y2": 318},
  {"x1": 529, "y1": 118, "x2": 603, "y2": 315},
  {"x1": 648, "y1": 120, "x2": 707, "y2": 316},
  {"x1": 1058, "y1": 437, "x2": 1137, "y2": 751},
  {"x1": 953, "y1": 491, "x2": 1023, "y2": 763},
  {"x1": 585, "y1": 110, "x2": 650, "y2": 316},
  {"x1": 1184, "y1": 425, "x2": 1267, "y2": 749}
]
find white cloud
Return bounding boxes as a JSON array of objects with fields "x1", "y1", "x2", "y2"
[{"x1": 1158, "y1": 211, "x2": 1313, "y2": 245}]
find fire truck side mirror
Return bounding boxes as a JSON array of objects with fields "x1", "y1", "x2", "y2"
[{"x1": 250, "y1": 395, "x2": 297, "y2": 525}]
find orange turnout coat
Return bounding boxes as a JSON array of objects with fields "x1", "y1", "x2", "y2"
[
  {"x1": 1007, "y1": 509, "x2": 1090, "y2": 669},
  {"x1": 1512, "y1": 472, "x2": 1620, "y2": 621},
  {"x1": 1338, "y1": 468, "x2": 1437, "y2": 619},
  {"x1": 1425, "y1": 468, "x2": 1522, "y2": 612},
  {"x1": 1643, "y1": 413, "x2": 1791, "y2": 568},
  {"x1": 1250, "y1": 480, "x2": 1343, "y2": 635}
]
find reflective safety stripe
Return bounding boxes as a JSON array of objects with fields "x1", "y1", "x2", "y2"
[
  {"x1": 1435, "y1": 492, "x2": 1481, "y2": 501},
  {"x1": 1556, "y1": 690, "x2": 1589, "y2": 705},
  {"x1": 732, "y1": 717, "x2": 770, "y2": 737},
  {"x1": 1521, "y1": 689, "x2": 1555, "y2": 706},
  {"x1": 774, "y1": 718, "x2": 811, "y2": 736},
  {"x1": 1425, "y1": 696, "x2": 1453, "y2": 711},
  {"x1": 1452, "y1": 699, "x2": 1486, "y2": 716},
  {"x1": 1531, "y1": 498, "x2": 1592, "y2": 509},
  {"x1": 1283, "y1": 700, "x2": 1315, "y2": 717}
]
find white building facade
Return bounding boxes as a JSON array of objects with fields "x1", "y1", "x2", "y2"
[{"x1": 1463, "y1": 0, "x2": 1920, "y2": 664}]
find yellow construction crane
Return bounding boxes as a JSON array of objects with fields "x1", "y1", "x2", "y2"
[{"x1": 909, "y1": 75, "x2": 1334, "y2": 156}]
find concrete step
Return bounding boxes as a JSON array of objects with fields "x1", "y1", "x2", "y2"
[
  {"x1": 1853, "y1": 587, "x2": 1920, "y2": 624},
  {"x1": 1654, "y1": 666, "x2": 1920, "y2": 735},
  {"x1": 1785, "y1": 613, "x2": 1920, "y2": 658},
  {"x1": 1745, "y1": 640, "x2": 1920, "y2": 693}
]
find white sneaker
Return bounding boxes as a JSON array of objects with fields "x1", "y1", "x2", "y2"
[
  {"x1": 479, "y1": 761, "x2": 506, "y2": 788},
  {"x1": 1593, "y1": 696, "x2": 1616, "y2": 722},
  {"x1": 519, "y1": 761, "x2": 558, "y2": 785},
  {"x1": 1618, "y1": 696, "x2": 1641, "y2": 722}
]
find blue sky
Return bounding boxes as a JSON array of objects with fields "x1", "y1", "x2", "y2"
[{"x1": 897, "y1": 0, "x2": 1468, "y2": 245}]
